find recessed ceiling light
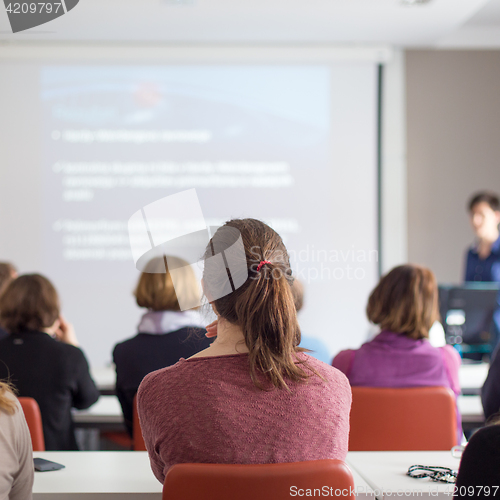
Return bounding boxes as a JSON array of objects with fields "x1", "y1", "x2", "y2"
[
  {"x1": 161, "y1": 0, "x2": 196, "y2": 5},
  {"x1": 401, "y1": 0, "x2": 433, "y2": 5}
]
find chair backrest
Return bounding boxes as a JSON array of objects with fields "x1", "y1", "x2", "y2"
[
  {"x1": 349, "y1": 386, "x2": 457, "y2": 451},
  {"x1": 18, "y1": 397, "x2": 45, "y2": 451},
  {"x1": 133, "y1": 393, "x2": 146, "y2": 451},
  {"x1": 163, "y1": 460, "x2": 355, "y2": 500}
]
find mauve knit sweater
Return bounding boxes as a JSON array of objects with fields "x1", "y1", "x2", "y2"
[{"x1": 137, "y1": 352, "x2": 352, "y2": 483}]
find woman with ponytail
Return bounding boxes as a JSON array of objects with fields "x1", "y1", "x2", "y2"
[
  {"x1": 137, "y1": 219, "x2": 351, "y2": 484},
  {"x1": 0, "y1": 382, "x2": 34, "y2": 500}
]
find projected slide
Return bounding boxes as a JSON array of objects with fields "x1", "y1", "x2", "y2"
[
  {"x1": 41, "y1": 66, "x2": 330, "y2": 282},
  {"x1": 0, "y1": 60, "x2": 381, "y2": 367}
]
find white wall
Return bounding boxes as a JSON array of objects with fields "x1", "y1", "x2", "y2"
[
  {"x1": 381, "y1": 49, "x2": 408, "y2": 274},
  {"x1": 406, "y1": 50, "x2": 500, "y2": 283}
]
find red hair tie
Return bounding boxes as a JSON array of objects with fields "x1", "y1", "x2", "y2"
[{"x1": 256, "y1": 260, "x2": 271, "y2": 272}]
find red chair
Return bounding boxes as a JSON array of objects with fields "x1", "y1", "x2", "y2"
[
  {"x1": 133, "y1": 393, "x2": 146, "y2": 451},
  {"x1": 163, "y1": 460, "x2": 355, "y2": 500},
  {"x1": 349, "y1": 386, "x2": 457, "y2": 451},
  {"x1": 100, "y1": 430, "x2": 133, "y2": 450},
  {"x1": 18, "y1": 397, "x2": 45, "y2": 451}
]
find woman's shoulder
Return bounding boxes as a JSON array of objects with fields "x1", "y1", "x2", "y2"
[
  {"x1": 28, "y1": 333, "x2": 87, "y2": 362},
  {"x1": 138, "y1": 358, "x2": 189, "y2": 395},
  {"x1": 0, "y1": 389, "x2": 19, "y2": 408},
  {"x1": 438, "y1": 344, "x2": 461, "y2": 366},
  {"x1": 114, "y1": 327, "x2": 207, "y2": 349},
  {"x1": 470, "y1": 423, "x2": 500, "y2": 442},
  {"x1": 112, "y1": 333, "x2": 145, "y2": 354},
  {"x1": 331, "y1": 349, "x2": 356, "y2": 376},
  {"x1": 0, "y1": 393, "x2": 24, "y2": 429},
  {"x1": 298, "y1": 353, "x2": 351, "y2": 387}
]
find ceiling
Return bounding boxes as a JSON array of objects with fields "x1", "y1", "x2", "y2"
[
  {"x1": 0, "y1": 0, "x2": 499, "y2": 47},
  {"x1": 437, "y1": 0, "x2": 500, "y2": 47}
]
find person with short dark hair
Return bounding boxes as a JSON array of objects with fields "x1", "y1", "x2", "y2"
[
  {"x1": 464, "y1": 191, "x2": 500, "y2": 283},
  {"x1": 112, "y1": 256, "x2": 212, "y2": 436},
  {"x1": 464, "y1": 192, "x2": 500, "y2": 349},
  {"x1": 0, "y1": 274, "x2": 99, "y2": 450},
  {"x1": 332, "y1": 264, "x2": 462, "y2": 444},
  {"x1": 465, "y1": 191, "x2": 500, "y2": 284},
  {"x1": 465, "y1": 193, "x2": 500, "y2": 419},
  {"x1": 137, "y1": 219, "x2": 351, "y2": 483},
  {"x1": 454, "y1": 419, "x2": 500, "y2": 496}
]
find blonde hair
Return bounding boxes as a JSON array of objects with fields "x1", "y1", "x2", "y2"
[
  {"x1": 134, "y1": 256, "x2": 200, "y2": 311},
  {"x1": 0, "y1": 382, "x2": 17, "y2": 415}
]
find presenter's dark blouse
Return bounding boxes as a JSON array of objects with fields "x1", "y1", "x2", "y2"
[
  {"x1": 465, "y1": 236, "x2": 500, "y2": 353},
  {"x1": 464, "y1": 236, "x2": 500, "y2": 283}
]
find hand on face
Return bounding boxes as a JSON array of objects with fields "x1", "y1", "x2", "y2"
[{"x1": 53, "y1": 315, "x2": 80, "y2": 347}]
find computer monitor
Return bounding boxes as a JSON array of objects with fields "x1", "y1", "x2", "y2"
[{"x1": 438, "y1": 283, "x2": 500, "y2": 359}]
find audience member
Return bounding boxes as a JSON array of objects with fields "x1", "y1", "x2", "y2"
[
  {"x1": 464, "y1": 191, "x2": 500, "y2": 352},
  {"x1": 0, "y1": 262, "x2": 17, "y2": 340},
  {"x1": 137, "y1": 218, "x2": 352, "y2": 483},
  {"x1": 113, "y1": 256, "x2": 212, "y2": 436},
  {"x1": 332, "y1": 264, "x2": 462, "y2": 444},
  {"x1": 481, "y1": 348, "x2": 500, "y2": 419},
  {"x1": 0, "y1": 381, "x2": 34, "y2": 500},
  {"x1": 0, "y1": 274, "x2": 99, "y2": 450},
  {"x1": 455, "y1": 418, "x2": 500, "y2": 496}
]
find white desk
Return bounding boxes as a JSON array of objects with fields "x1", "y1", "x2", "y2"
[
  {"x1": 72, "y1": 397, "x2": 125, "y2": 450},
  {"x1": 32, "y1": 452, "x2": 373, "y2": 499},
  {"x1": 346, "y1": 466, "x2": 376, "y2": 499},
  {"x1": 72, "y1": 396, "x2": 123, "y2": 425},
  {"x1": 457, "y1": 395, "x2": 484, "y2": 424},
  {"x1": 90, "y1": 367, "x2": 116, "y2": 394},
  {"x1": 33, "y1": 452, "x2": 162, "y2": 499},
  {"x1": 459, "y1": 363, "x2": 488, "y2": 395},
  {"x1": 347, "y1": 451, "x2": 461, "y2": 499}
]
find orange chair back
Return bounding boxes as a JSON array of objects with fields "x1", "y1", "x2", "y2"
[
  {"x1": 163, "y1": 460, "x2": 355, "y2": 500},
  {"x1": 18, "y1": 397, "x2": 45, "y2": 451},
  {"x1": 133, "y1": 393, "x2": 146, "y2": 451},
  {"x1": 349, "y1": 386, "x2": 457, "y2": 451}
]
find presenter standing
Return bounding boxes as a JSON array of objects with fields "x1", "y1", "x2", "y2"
[{"x1": 464, "y1": 192, "x2": 500, "y2": 352}]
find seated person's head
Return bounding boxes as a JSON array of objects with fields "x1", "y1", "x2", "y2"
[
  {"x1": 0, "y1": 274, "x2": 60, "y2": 334},
  {"x1": 202, "y1": 218, "x2": 303, "y2": 388},
  {"x1": 468, "y1": 191, "x2": 500, "y2": 240},
  {"x1": 367, "y1": 264, "x2": 439, "y2": 340},
  {"x1": 135, "y1": 256, "x2": 200, "y2": 311},
  {"x1": 0, "y1": 262, "x2": 17, "y2": 297}
]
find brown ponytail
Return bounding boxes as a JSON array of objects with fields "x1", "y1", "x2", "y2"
[{"x1": 203, "y1": 218, "x2": 314, "y2": 390}]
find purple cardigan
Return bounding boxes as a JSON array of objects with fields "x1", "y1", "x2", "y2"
[{"x1": 332, "y1": 330, "x2": 462, "y2": 444}]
